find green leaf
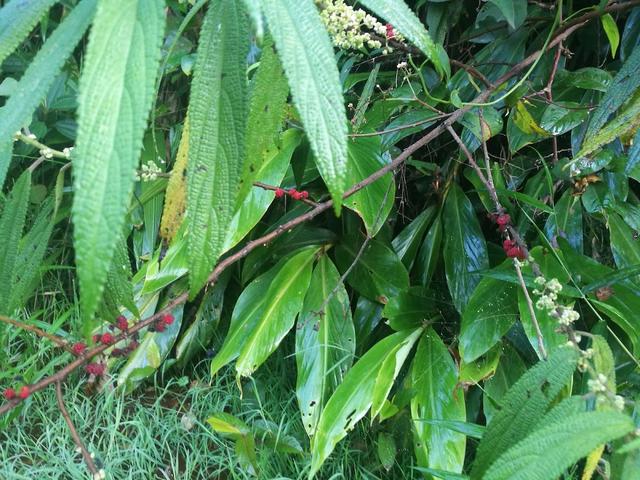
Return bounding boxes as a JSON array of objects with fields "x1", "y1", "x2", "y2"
[
  {"x1": 0, "y1": 0, "x2": 97, "y2": 180},
  {"x1": 207, "y1": 412, "x2": 251, "y2": 438},
  {"x1": 545, "y1": 190, "x2": 583, "y2": 253},
  {"x1": 415, "y1": 213, "x2": 442, "y2": 287},
  {"x1": 235, "y1": 246, "x2": 319, "y2": 378},
  {"x1": 98, "y1": 236, "x2": 138, "y2": 321},
  {"x1": 392, "y1": 206, "x2": 436, "y2": 269},
  {"x1": 223, "y1": 129, "x2": 303, "y2": 252},
  {"x1": 353, "y1": 64, "x2": 380, "y2": 132},
  {"x1": 310, "y1": 328, "x2": 423, "y2": 478},
  {"x1": 592, "y1": 335, "x2": 616, "y2": 395},
  {"x1": 72, "y1": 0, "x2": 164, "y2": 319},
  {"x1": 186, "y1": 0, "x2": 250, "y2": 297},
  {"x1": 236, "y1": 36, "x2": 289, "y2": 208},
  {"x1": 296, "y1": 256, "x2": 355, "y2": 437},
  {"x1": 0, "y1": 171, "x2": 31, "y2": 314},
  {"x1": 357, "y1": 0, "x2": 449, "y2": 77},
  {"x1": 608, "y1": 211, "x2": 640, "y2": 275},
  {"x1": 335, "y1": 236, "x2": 409, "y2": 303},
  {"x1": 482, "y1": 344, "x2": 526, "y2": 423},
  {"x1": 601, "y1": 13, "x2": 620, "y2": 58},
  {"x1": 377, "y1": 432, "x2": 397, "y2": 471},
  {"x1": 0, "y1": 0, "x2": 57, "y2": 67},
  {"x1": 459, "y1": 345, "x2": 501, "y2": 385},
  {"x1": 411, "y1": 329, "x2": 466, "y2": 474},
  {"x1": 487, "y1": 0, "x2": 527, "y2": 30},
  {"x1": 383, "y1": 286, "x2": 439, "y2": 331},
  {"x1": 414, "y1": 467, "x2": 469, "y2": 480},
  {"x1": 459, "y1": 265, "x2": 518, "y2": 363},
  {"x1": 260, "y1": 0, "x2": 347, "y2": 211},
  {"x1": 484, "y1": 412, "x2": 634, "y2": 480},
  {"x1": 540, "y1": 102, "x2": 589, "y2": 136},
  {"x1": 586, "y1": 43, "x2": 640, "y2": 136},
  {"x1": 459, "y1": 107, "x2": 503, "y2": 142},
  {"x1": 443, "y1": 184, "x2": 489, "y2": 314},
  {"x1": 344, "y1": 136, "x2": 395, "y2": 236},
  {"x1": 416, "y1": 420, "x2": 485, "y2": 440},
  {"x1": 471, "y1": 347, "x2": 579, "y2": 479}
]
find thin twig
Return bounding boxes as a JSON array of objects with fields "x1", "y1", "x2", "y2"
[
  {"x1": 0, "y1": 315, "x2": 73, "y2": 353},
  {"x1": 515, "y1": 262, "x2": 548, "y2": 359},
  {"x1": 55, "y1": 381, "x2": 99, "y2": 477}
]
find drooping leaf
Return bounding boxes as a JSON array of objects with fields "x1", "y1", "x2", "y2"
[
  {"x1": 0, "y1": 0, "x2": 97, "y2": 185},
  {"x1": 310, "y1": 328, "x2": 423, "y2": 478},
  {"x1": 186, "y1": 0, "x2": 249, "y2": 297},
  {"x1": 411, "y1": 328, "x2": 466, "y2": 474},
  {"x1": 608, "y1": 211, "x2": 640, "y2": 275},
  {"x1": 540, "y1": 102, "x2": 589, "y2": 136},
  {"x1": 544, "y1": 189, "x2": 583, "y2": 252},
  {"x1": 471, "y1": 347, "x2": 579, "y2": 479},
  {"x1": 0, "y1": 171, "x2": 31, "y2": 314},
  {"x1": 160, "y1": 118, "x2": 189, "y2": 245},
  {"x1": 487, "y1": 0, "x2": 527, "y2": 30},
  {"x1": 235, "y1": 246, "x2": 319, "y2": 378},
  {"x1": 443, "y1": 184, "x2": 489, "y2": 314},
  {"x1": 414, "y1": 213, "x2": 442, "y2": 287},
  {"x1": 484, "y1": 412, "x2": 634, "y2": 480},
  {"x1": 296, "y1": 256, "x2": 355, "y2": 437},
  {"x1": 72, "y1": 0, "x2": 165, "y2": 319},
  {"x1": 601, "y1": 13, "x2": 620, "y2": 59},
  {"x1": 344, "y1": 136, "x2": 395, "y2": 236},
  {"x1": 236, "y1": 36, "x2": 289, "y2": 208},
  {"x1": 260, "y1": 0, "x2": 347, "y2": 211},
  {"x1": 357, "y1": 0, "x2": 449, "y2": 77},
  {"x1": 0, "y1": 0, "x2": 57, "y2": 67},
  {"x1": 392, "y1": 206, "x2": 437, "y2": 270}
]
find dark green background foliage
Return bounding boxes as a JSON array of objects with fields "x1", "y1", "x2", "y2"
[{"x1": 1, "y1": 0, "x2": 640, "y2": 478}]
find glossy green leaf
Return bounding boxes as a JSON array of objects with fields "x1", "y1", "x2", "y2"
[
  {"x1": 608, "y1": 211, "x2": 640, "y2": 274},
  {"x1": 415, "y1": 213, "x2": 442, "y2": 287},
  {"x1": 487, "y1": 0, "x2": 527, "y2": 30},
  {"x1": 296, "y1": 256, "x2": 355, "y2": 437},
  {"x1": 482, "y1": 344, "x2": 526, "y2": 423},
  {"x1": 207, "y1": 412, "x2": 251, "y2": 438},
  {"x1": 0, "y1": 171, "x2": 31, "y2": 314},
  {"x1": 260, "y1": 0, "x2": 347, "y2": 211},
  {"x1": 310, "y1": 328, "x2": 423, "y2": 478},
  {"x1": 223, "y1": 129, "x2": 303, "y2": 252},
  {"x1": 443, "y1": 184, "x2": 489, "y2": 314},
  {"x1": 601, "y1": 13, "x2": 620, "y2": 58},
  {"x1": 236, "y1": 36, "x2": 289, "y2": 207},
  {"x1": 377, "y1": 432, "x2": 396, "y2": 471},
  {"x1": 459, "y1": 345, "x2": 501, "y2": 385},
  {"x1": 484, "y1": 412, "x2": 634, "y2": 480},
  {"x1": 235, "y1": 246, "x2": 318, "y2": 377},
  {"x1": 411, "y1": 329, "x2": 466, "y2": 474},
  {"x1": 459, "y1": 106, "x2": 503, "y2": 142},
  {"x1": 383, "y1": 286, "x2": 439, "y2": 331},
  {"x1": 186, "y1": 0, "x2": 249, "y2": 297},
  {"x1": 0, "y1": 0, "x2": 57, "y2": 67},
  {"x1": 335, "y1": 236, "x2": 409, "y2": 303},
  {"x1": 392, "y1": 206, "x2": 437, "y2": 269},
  {"x1": 540, "y1": 102, "x2": 589, "y2": 136},
  {"x1": 545, "y1": 190, "x2": 583, "y2": 252},
  {"x1": 358, "y1": 0, "x2": 449, "y2": 77},
  {"x1": 471, "y1": 347, "x2": 579, "y2": 479},
  {"x1": 0, "y1": 0, "x2": 97, "y2": 181},
  {"x1": 344, "y1": 136, "x2": 395, "y2": 236},
  {"x1": 569, "y1": 67, "x2": 612, "y2": 92},
  {"x1": 72, "y1": 0, "x2": 164, "y2": 319}
]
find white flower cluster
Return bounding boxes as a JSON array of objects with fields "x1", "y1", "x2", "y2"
[
  {"x1": 135, "y1": 161, "x2": 162, "y2": 182},
  {"x1": 315, "y1": 0, "x2": 401, "y2": 54},
  {"x1": 587, "y1": 373, "x2": 608, "y2": 393},
  {"x1": 39, "y1": 147, "x2": 54, "y2": 159},
  {"x1": 533, "y1": 276, "x2": 580, "y2": 326},
  {"x1": 587, "y1": 373, "x2": 626, "y2": 411}
]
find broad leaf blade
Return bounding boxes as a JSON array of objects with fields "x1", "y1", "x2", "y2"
[
  {"x1": 72, "y1": 0, "x2": 165, "y2": 320},
  {"x1": 186, "y1": 0, "x2": 250, "y2": 297},
  {"x1": 0, "y1": 0, "x2": 57, "y2": 66},
  {"x1": 296, "y1": 256, "x2": 355, "y2": 437},
  {"x1": 260, "y1": 0, "x2": 348, "y2": 212}
]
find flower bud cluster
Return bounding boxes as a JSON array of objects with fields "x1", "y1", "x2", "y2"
[
  {"x1": 135, "y1": 161, "x2": 162, "y2": 182},
  {"x1": 532, "y1": 276, "x2": 580, "y2": 326},
  {"x1": 315, "y1": 0, "x2": 403, "y2": 54}
]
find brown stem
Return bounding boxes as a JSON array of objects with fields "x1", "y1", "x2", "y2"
[
  {"x1": 0, "y1": 314, "x2": 73, "y2": 353},
  {"x1": 55, "y1": 381, "x2": 99, "y2": 477}
]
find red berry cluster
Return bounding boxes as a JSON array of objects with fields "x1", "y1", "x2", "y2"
[
  {"x1": 151, "y1": 313, "x2": 174, "y2": 333},
  {"x1": 3, "y1": 385, "x2": 30, "y2": 401},
  {"x1": 503, "y1": 239, "x2": 526, "y2": 260},
  {"x1": 274, "y1": 188, "x2": 309, "y2": 201},
  {"x1": 386, "y1": 24, "x2": 395, "y2": 39},
  {"x1": 490, "y1": 212, "x2": 511, "y2": 232}
]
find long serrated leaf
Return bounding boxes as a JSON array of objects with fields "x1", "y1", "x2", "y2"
[
  {"x1": 259, "y1": 0, "x2": 347, "y2": 212},
  {"x1": 236, "y1": 36, "x2": 289, "y2": 208},
  {"x1": 72, "y1": 0, "x2": 164, "y2": 320},
  {"x1": 0, "y1": 171, "x2": 31, "y2": 314},
  {"x1": 0, "y1": 0, "x2": 57, "y2": 66},
  {"x1": 310, "y1": 328, "x2": 423, "y2": 478},
  {"x1": 357, "y1": 0, "x2": 449, "y2": 77},
  {"x1": 471, "y1": 347, "x2": 579, "y2": 479},
  {"x1": 236, "y1": 246, "x2": 318, "y2": 377},
  {"x1": 0, "y1": 0, "x2": 97, "y2": 152},
  {"x1": 484, "y1": 412, "x2": 634, "y2": 480},
  {"x1": 411, "y1": 328, "x2": 466, "y2": 474},
  {"x1": 186, "y1": 0, "x2": 249, "y2": 297},
  {"x1": 296, "y1": 256, "x2": 355, "y2": 437}
]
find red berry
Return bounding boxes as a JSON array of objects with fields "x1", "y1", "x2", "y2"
[
  {"x1": 275, "y1": 188, "x2": 285, "y2": 198},
  {"x1": 116, "y1": 315, "x2": 128, "y2": 331},
  {"x1": 92, "y1": 334, "x2": 100, "y2": 343},
  {"x1": 72, "y1": 342, "x2": 87, "y2": 355},
  {"x1": 300, "y1": 191, "x2": 309, "y2": 199},
  {"x1": 386, "y1": 24, "x2": 395, "y2": 39},
  {"x1": 3, "y1": 388, "x2": 16, "y2": 400},
  {"x1": 155, "y1": 322, "x2": 166, "y2": 333},
  {"x1": 291, "y1": 190, "x2": 303, "y2": 200},
  {"x1": 506, "y1": 246, "x2": 527, "y2": 260},
  {"x1": 502, "y1": 239, "x2": 516, "y2": 251},
  {"x1": 162, "y1": 313, "x2": 174, "y2": 325},
  {"x1": 127, "y1": 340, "x2": 139, "y2": 352},
  {"x1": 18, "y1": 386, "x2": 30, "y2": 399},
  {"x1": 100, "y1": 333, "x2": 115, "y2": 345},
  {"x1": 85, "y1": 363, "x2": 105, "y2": 376}
]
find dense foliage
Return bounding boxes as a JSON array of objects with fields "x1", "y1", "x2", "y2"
[{"x1": 1, "y1": 0, "x2": 640, "y2": 478}]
